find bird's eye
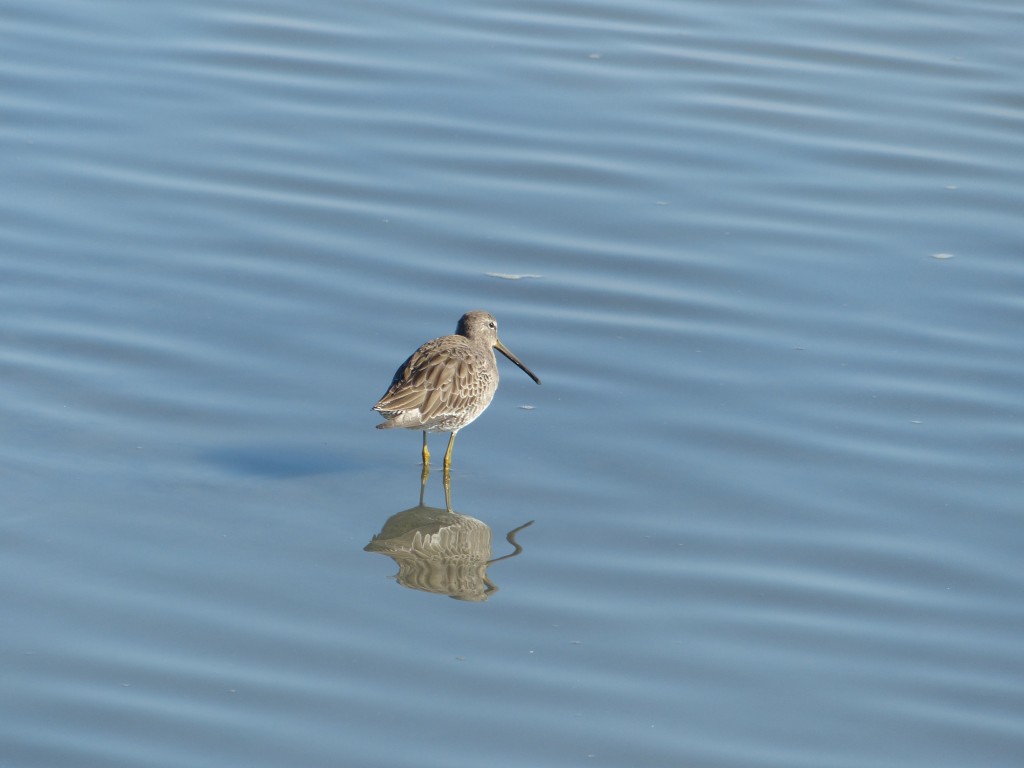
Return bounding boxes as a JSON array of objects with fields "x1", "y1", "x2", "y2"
[{"x1": 488, "y1": 322, "x2": 496, "y2": 328}]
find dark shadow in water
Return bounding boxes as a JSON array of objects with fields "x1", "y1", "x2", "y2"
[
  {"x1": 364, "y1": 473, "x2": 533, "y2": 601},
  {"x1": 201, "y1": 445, "x2": 353, "y2": 478}
]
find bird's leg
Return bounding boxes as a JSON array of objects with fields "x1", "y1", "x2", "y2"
[
  {"x1": 441, "y1": 431, "x2": 457, "y2": 511},
  {"x1": 420, "y1": 431, "x2": 431, "y2": 490},
  {"x1": 443, "y1": 431, "x2": 457, "y2": 475}
]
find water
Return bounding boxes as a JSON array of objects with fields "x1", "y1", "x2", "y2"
[{"x1": 2, "y1": 0, "x2": 1023, "y2": 766}]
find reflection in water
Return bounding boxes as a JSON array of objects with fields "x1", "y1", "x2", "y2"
[{"x1": 365, "y1": 479, "x2": 533, "y2": 601}]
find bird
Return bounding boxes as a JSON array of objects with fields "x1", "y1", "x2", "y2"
[{"x1": 373, "y1": 310, "x2": 541, "y2": 474}]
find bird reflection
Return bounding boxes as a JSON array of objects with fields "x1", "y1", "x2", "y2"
[{"x1": 365, "y1": 475, "x2": 533, "y2": 601}]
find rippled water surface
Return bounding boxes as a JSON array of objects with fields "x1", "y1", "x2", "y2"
[{"x1": 3, "y1": 0, "x2": 1023, "y2": 766}]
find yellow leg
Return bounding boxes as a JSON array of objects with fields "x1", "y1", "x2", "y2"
[
  {"x1": 421, "y1": 431, "x2": 430, "y2": 467},
  {"x1": 443, "y1": 431, "x2": 457, "y2": 475}
]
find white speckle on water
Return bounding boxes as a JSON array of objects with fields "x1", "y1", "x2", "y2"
[
  {"x1": 518, "y1": 405, "x2": 535, "y2": 411},
  {"x1": 485, "y1": 272, "x2": 542, "y2": 280},
  {"x1": 930, "y1": 253, "x2": 955, "y2": 260}
]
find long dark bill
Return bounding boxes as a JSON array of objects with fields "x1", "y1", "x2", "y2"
[{"x1": 495, "y1": 340, "x2": 541, "y2": 385}]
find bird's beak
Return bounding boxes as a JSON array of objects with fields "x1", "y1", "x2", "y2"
[{"x1": 495, "y1": 339, "x2": 541, "y2": 385}]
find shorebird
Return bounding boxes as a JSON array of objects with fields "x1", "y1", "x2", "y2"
[{"x1": 373, "y1": 310, "x2": 541, "y2": 473}]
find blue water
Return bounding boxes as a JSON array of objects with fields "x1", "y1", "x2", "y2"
[{"x1": 2, "y1": 0, "x2": 1023, "y2": 766}]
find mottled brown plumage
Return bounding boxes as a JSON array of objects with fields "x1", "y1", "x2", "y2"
[{"x1": 373, "y1": 311, "x2": 540, "y2": 471}]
